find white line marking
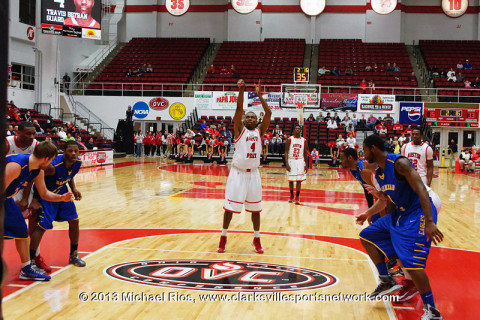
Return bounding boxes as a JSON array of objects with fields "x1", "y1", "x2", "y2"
[
  {"x1": 108, "y1": 246, "x2": 369, "y2": 262},
  {"x1": 7, "y1": 284, "x2": 27, "y2": 288},
  {"x1": 393, "y1": 306, "x2": 415, "y2": 310},
  {"x1": 78, "y1": 251, "x2": 92, "y2": 254}
]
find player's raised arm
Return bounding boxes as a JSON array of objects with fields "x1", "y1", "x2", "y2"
[
  {"x1": 233, "y1": 79, "x2": 246, "y2": 139},
  {"x1": 256, "y1": 80, "x2": 272, "y2": 136},
  {"x1": 395, "y1": 158, "x2": 444, "y2": 245}
]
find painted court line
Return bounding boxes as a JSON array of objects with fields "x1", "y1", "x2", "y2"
[
  {"x1": 7, "y1": 284, "x2": 27, "y2": 288},
  {"x1": 108, "y1": 246, "x2": 370, "y2": 262}
]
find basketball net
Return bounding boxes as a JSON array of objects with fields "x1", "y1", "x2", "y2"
[{"x1": 294, "y1": 95, "x2": 307, "y2": 127}]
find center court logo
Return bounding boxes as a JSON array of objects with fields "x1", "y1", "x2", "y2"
[
  {"x1": 105, "y1": 259, "x2": 338, "y2": 292},
  {"x1": 133, "y1": 101, "x2": 149, "y2": 119}
]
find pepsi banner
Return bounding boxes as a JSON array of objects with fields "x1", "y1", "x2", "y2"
[{"x1": 399, "y1": 102, "x2": 423, "y2": 125}]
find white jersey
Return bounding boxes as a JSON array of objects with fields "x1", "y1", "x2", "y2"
[
  {"x1": 6, "y1": 136, "x2": 38, "y2": 155},
  {"x1": 288, "y1": 136, "x2": 306, "y2": 160},
  {"x1": 401, "y1": 141, "x2": 433, "y2": 184},
  {"x1": 232, "y1": 127, "x2": 261, "y2": 171}
]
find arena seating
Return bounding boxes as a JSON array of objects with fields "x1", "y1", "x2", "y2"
[
  {"x1": 419, "y1": 40, "x2": 480, "y2": 101},
  {"x1": 89, "y1": 38, "x2": 210, "y2": 92},
  {"x1": 203, "y1": 39, "x2": 305, "y2": 91},
  {"x1": 318, "y1": 39, "x2": 417, "y2": 92}
]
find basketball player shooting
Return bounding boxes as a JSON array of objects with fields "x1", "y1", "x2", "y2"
[
  {"x1": 217, "y1": 79, "x2": 271, "y2": 254},
  {"x1": 285, "y1": 125, "x2": 309, "y2": 205}
]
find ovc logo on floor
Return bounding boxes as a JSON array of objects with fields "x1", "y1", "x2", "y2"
[{"x1": 133, "y1": 101, "x2": 149, "y2": 119}]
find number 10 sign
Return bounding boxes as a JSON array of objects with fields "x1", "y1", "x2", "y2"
[{"x1": 442, "y1": 0, "x2": 468, "y2": 18}]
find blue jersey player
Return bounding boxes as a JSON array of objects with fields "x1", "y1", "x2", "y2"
[
  {"x1": 4, "y1": 142, "x2": 73, "y2": 281},
  {"x1": 29, "y1": 141, "x2": 86, "y2": 268},
  {"x1": 360, "y1": 135, "x2": 444, "y2": 320}
]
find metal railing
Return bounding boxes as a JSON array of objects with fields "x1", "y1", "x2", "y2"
[
  {"x1": 68, "y1": 81, "x2": 480, "y2": 102},
  {"x1": 66, "y1": 94, "x2": 115, "y2": 140}
]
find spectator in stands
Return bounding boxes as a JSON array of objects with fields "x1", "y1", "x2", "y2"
[
  {"x1": 385, "y1": 63, "x2": 394, "y2": 72},
  {"x1": 331, "y1": 67, "x2": 341, "y2": 76},
  {"x1": 6, "y1": 125, "x2": 15, "y2": 136},
  {"x1": 230, "y1": 65, "x2": 238, "y2": 78},
  {"x1": 346, "y1": 133, "x2": 356, "y2": 149},
  {"x1": 146, "y1": 64, "x2": 154, "y2": 73},
  {"x1": 333, "y1": 112, "x2": 341, "y2": 123},
  {"x1": 429, "y1": 65, "x2": 439, "y2": 79},
  {"x1": 459, "y1": 149, "x2": 474, "y2": 172},
  {"x1": 359, "y1": 79, "x2": 368, "y2": 90},
  {"x1": 464, "y1": 79, "x2": 472, "y2": 88},
  {"x1": 347, "y1": 127, "x2": 356, "y2": 139},
  {"x1": 447, "y1": 68, "x2": 456, "y2": 79},
  {"x1": 439, "y1": 69, "x2": 447, "y2": 78},
  {"x1": 125, "y1": 69, "x2": 133, "y2": 77},
  {"x1": 23, "y1": 111, "x2": 32, "y2": 122},
  {"x1": 392, "y1": 137, "x2": 401, "y2": 154},
  {"x1": 318, "y1": 66, "x2": 329, "y2": 76},
  {"x1": 457, "y1": 61, "x2": 464, "y2": 69},
  {"x1": 409, "y1": 72, "x2": 416, "y2": 82},
  {"x1": 271, "y1": 133, "x2": 282, "y2": 155},
  {"x1": 398, "y1": 132, "x2": 407, "y2": 146},
  {"x1": 379, "y1": 64, "x2": 386, "y2": 72},
  {"x1": 273, "y1": 124, "x2": 283, "y2": 137},
  {"x1": 456, "y1": 72, "x2": 465, "y2": 83},
  {"x1": 207, "y1": 65, "x2": 216, "y2": 75},
  {"x1": 404, "y1": 124, "x2": 413, "y2": 136},
  {"x1": 472, "y1": 77, "x2": 480, "y2": 88},
  {"x1": 463, "y1": 59, "x2": 472, "y2": 70},
  {"x1": 324, "y1": 112, "x2": 332, "y2": 122},
  {"x1": 368, "y1": 80, "x2": 375, "y2": 90},
  {"x1": 373, "y1": 63, "x2": 379, "y2": 72},
  {"x1": 342, "y1": 116, "x2": 352, "y2": 129},
  {"x1": 351, "y1": 113, "x2": 358, "y2": 128},
  {"x1": 86, "y1": 137, "x2": 95, "y2": 150},
  {"x1": 63, "y1": 132, "x2": 75, "y2": 142},
  {"x1": 221, "y1": 126, "x2": 232, "y2": 149},
  {"x1": 200, "y1": 120, "x2": 207, "y2": 131},
  {"x1": 185, "y1": 129, "x2": 195, "y2": 140},
  {"x1": 383, "y1": 113, "x2": 394, "y2": 125},
  {"x1": 57, "y1": 127, "x2": 67, "y2": 140},
  {"x1": 316, "y1": 112, "x2": 324, "y2": 122},
  {"x1": 139, "y1": 64, "x2": 147, "y2": 74},
  {"x1": 366, "y1": 114, "x2": 377, "y2": 130},
  {"x1": 76, "y1": 136, "x2": 87, "y2": 150},
  {"x1": 365, "y1": 65, "x2": 372, "y2": 72},
  {"x1": 336, "y1": 134, "x2": 346, "y2": 149},
  {"x1": 307, "y1": 114, "x2": 315, "y2": 122},
  {"x1": 327, "y1": 118, "x2": 338, "y2": 129},
  {"x1": 393, "y1": 121, "x2": 403, "y2": 133},
  {"x1": 97, "y1": 133, "x2": 111, "y2": 149},
  {"x1": 311, "y1": 148, "x2": 320, "y2": 168},
  {"x1": 220, "y1": 65, "x2": 228, "y2": 74},
  {"x1": 378, "y1": 124, "x2": 388, "y2": 136},
  {"x1": 345, "y1": 68, "x2": 353, "y2": 76},
  {"x1": 393, "y1": 63, "x2": 401, "y2": 73},
  {"x1": 447, "y1": 72, "x2": 457, "y2": 82}
]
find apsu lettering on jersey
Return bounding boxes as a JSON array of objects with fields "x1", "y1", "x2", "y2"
[{"x1": 105, "y1": 259, "x2": 337, "y2": 292}]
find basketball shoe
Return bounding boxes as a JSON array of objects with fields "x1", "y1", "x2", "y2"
[
  {"x1": 288, "y1": 195, "x2": 294, "y2": 203},
  {"x1": 294, "y1": 197, "x2": 301, "y2": 205},
  {"x1": 69, "y1": 251, "x2": 86, "y2": 267},
  {"x1": 35, "y1": 254, "x2": 52, "y2": 273},
  {"x1": 368, "y1": 276, "x2": 401, "y2": 299},
  {"x1": 396, "y1": 279, "x2": 419, "y2": 302},
  {"x1": 19, "y1": 264, "x2": 51, "y2": 281},
  {"x1": 217, "y1": 236, "x2": 227, "y2": 253},
  {"x1": 421, "y1": 304, "x2": 443, "y2": 320},
  {"x1": 252, "y1": 237, "x2": 264, "y2": 254}
]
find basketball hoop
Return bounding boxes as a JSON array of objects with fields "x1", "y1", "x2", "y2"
[{"x1": 294, "y1": 95, "x2": 307, "y2": 126}]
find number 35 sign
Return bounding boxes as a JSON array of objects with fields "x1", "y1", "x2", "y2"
[
  {"x1": 166, "y1": 0, "x2": 190, "y2": 16},
  {"x1": 442, "y1": 0, "x2": 468, "y2": 18},
  {"x1": 232, "y1": 0, "x2": 259, "y2": 14}
]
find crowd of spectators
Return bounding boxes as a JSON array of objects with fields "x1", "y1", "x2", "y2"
[
  {"x1": 125, "y1": 63, "x2": 154, "y2": 77},
  {"x1": 429, "y1": 59, "x2": 478, "y2": 88},
  {"x1": 207, "y1": 64, "x2": 239, "y2": 78}
]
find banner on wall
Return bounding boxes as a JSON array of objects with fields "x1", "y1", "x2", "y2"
[
  {"x1": 357, "y1": 94, "x2": 395, "y2": 113},
  {"x1": 131, "y1": 97, "x2": 192, "y2": 121},
  {"x1": 194, "y1": 91, "x2": 213, "y2": 110},
  {"x1": 320, "y1": 93, "x2": 358, "y2": 111},
  {"x1": 247, "y1": 92, "x2": 282, "y2": 111},
  {"x1": 399, "y1": 102, "x2": 423, "y2": 125},
  {"x1": 211, "y1": 91, "x2": 240, "y2": 110},
  {"x1": 80, "y1": 150, "x2": 114, "y2": 168}
]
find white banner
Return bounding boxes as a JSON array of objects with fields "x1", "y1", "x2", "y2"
[
  {"x1": 80, "y1": 150, "x2": 114, "y2": 167},
  {"x1": 247, "y1": 91, "x2": 282, "y2": 111},
  {"x1": 357, "y1": 94, "x2": 396, "y2": 113},
  {"x1": 212, "y1": 91, "x2": 241, "y2": 110},
  {"x1": 194, "y1": 91, "x2": 213, "y2": 110}
]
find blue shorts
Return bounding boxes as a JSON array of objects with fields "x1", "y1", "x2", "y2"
[
  {"x1": 359, "y1": 199, "x2": 438, "y2": 270},
  {"x1": 38, "y1": 199, "x2": 78, "y2": 230},
  {"x1": 371, "y1": 213, "x2": 381, "y2": 224},
  {"x1": 4, "y1": 197, "x2": 28, "y2": 239}
]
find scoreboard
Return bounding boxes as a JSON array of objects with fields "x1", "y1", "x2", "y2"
[
  {"x1": 294, "y1": 67, "x2": 310, "y2": 83},
  {"x1": 424, "y1": 103, "x2": 479, "y2": 127}
]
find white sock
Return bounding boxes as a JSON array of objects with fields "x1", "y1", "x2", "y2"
[
  {"x1": 36, "y1": 246, "x2": 40, "y2": 257},
  {"x1": 254, "y1": 231, "x2": 260, "y2": 238},
  {"x1": 221, "y1": 229, "x2": 228, "y2": 236},
  {"x1": 21, "y1": 261, "x2": 30, "y2": 268}
]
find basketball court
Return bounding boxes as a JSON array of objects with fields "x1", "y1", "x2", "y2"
[{"x1": 1, "y1": 158, "x2": 478, "y2": 319}]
